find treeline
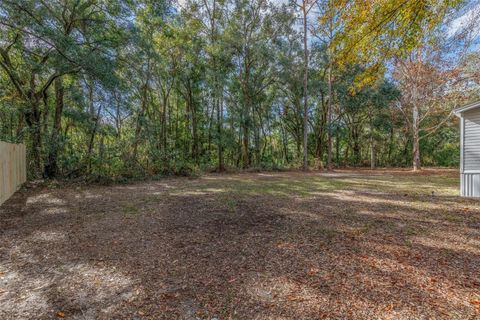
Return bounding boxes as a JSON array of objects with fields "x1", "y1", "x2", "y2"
[{"x1": 0, "y1": 0, "x2": 478, "y2": 180}]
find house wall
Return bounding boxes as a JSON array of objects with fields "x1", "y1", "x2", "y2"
[
  {"x1": 461, "y1": 173, "x2": 480, "y2": 197},
  {"x1": 463, "y1": 108, "x2": 480, "y2": 171},
  {"x1": 461, "y1": 108, "x2": 480, "y2": 196}
]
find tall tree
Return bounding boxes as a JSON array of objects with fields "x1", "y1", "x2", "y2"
[
  {"x1": 314, "y1": 0, "x2": 343, "y2": 170},
  {"x1": 294, "y1": 0, "x2": 316, "y2": 170},
  {"x1": 0, "y1": 0, "x2": 122, "y2": 176}
]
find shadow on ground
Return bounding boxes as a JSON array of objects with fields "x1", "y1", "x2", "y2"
[{"x1": 0, "y1": 170, "x2": 479, "y2": 319}]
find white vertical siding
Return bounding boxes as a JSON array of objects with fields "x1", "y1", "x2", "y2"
[
  {"x1": 460, "y1": 108, "x2": 480, "y2": 197},
  {"x1": 461, "y1": 173, "x2": 480, "y2": 197},
  {"x1": 463, "y1": 108, "x2": 480, "y2": 171}
]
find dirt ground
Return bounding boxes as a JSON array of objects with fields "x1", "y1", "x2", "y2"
[{"x1": 0, "y1": 169, "x2": 479, "y2": 319}]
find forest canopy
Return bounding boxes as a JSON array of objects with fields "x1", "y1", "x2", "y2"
[{"x1": 1, "y1": 0, "x2": 479, "y2": 180}]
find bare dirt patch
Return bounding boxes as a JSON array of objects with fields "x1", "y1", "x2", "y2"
[{"x1": 0, "y1": 170, "x2": 479, "y2": 319}]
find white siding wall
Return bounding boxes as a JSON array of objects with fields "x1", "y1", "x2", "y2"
[
  {"x1": 463, "y1": 108, "x2": 480, "y2": 171},
  {"x1": 461, "y1": 173, "x2": 480, "y2": 197}
]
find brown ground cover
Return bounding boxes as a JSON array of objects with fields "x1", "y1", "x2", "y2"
[{"x1": 0, "y1": 169, "x2": 479, "y2": 319}]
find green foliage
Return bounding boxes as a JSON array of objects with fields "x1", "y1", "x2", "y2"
[{"x1": 0, "y1": 0, "x2": 471, "y2": 181}]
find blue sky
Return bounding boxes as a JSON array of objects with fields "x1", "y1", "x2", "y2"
[
  {"x1": 175, "y1": 0, "x2": 480, "y2": 50},
  {"x1": 448, "y1": 1, "x2": 480, "y2": 49}
]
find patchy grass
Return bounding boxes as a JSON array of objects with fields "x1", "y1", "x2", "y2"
[
  {"x1": 0, "y1": 169, "x2": 479, "y2": 319},
  {"x1": 122, "y1": 204, "x2": 140, "y2": 215},
  {"x1": 181, "y1": 170, "x2": 459, "y2": 198}
]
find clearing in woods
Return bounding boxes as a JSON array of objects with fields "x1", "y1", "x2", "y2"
[{"x1": 0, "y1": 169, "x2": 479, "y2": 319}]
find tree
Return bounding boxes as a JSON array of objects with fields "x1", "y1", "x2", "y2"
[
  {"x1": 0, "y1": 0, "x2": 123, "y2": 177},
  {"x1": 294, "y1": 0, "x2": 317, "y2": 170},
  {"x1": 0, "y1": 0, "x2": 473, "y2": 180},
  {"x1": 393, "y1": 20, "x2": 475, "y2": 171},
  {"x1": 226, "y1": 0, "x2": 277, "y2": 168},
  {"x1": 333, "y1": 0, "x2": 462, "y2": 78},
  {"x1": 313, "y1": 0, "x2": 343, "y2": 170}
]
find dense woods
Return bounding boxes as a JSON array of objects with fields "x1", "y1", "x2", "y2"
[{"x1": 1, "y1": 0, "x2": 479, "y2": 180}]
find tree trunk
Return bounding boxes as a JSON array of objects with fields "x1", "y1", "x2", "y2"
[
  {"x1": 163, "y1": 97, "x2": 169, "y2": 154},
  {"x1": 353, "y1": 143, "x2": 361, "y2": 166},
  {"x1": 335, "y1": 129, "x2": 340, "y2": 165},
  {"x1": 188, "y1": 87, "x2": 199, "y2": 163},
  {"x1": 326, "y1": 15, "x2": 334, "y2": 171},
  {"x1": 241, "y1": 80, "x2": 251, "y2": 168},
  {"x1": 302, "y1": 2, "x2": 309, "y2": 171},
  {"x1": 327, "y1": 64, "x2": 333, "y2": 171},
  {"x1": 412, "y1": 103, "x2": 421, "y2": 171},
  {"x1": 85, "y1": 83, "x2": 101, "y2": 174},
  {"x1": 217, "y1": 89, "x2": 225, "y2": 172},
  {"x1": 133, "y1": 62, "x2": 150, "y2": 161},
  {"x1": 42, "y1": 94, "x2": 49, "y2": 141},
  {"x1": 370, "y1": 137, "x2": 375, "y2": 169},
  {"x1": 132, "y1": 87, "x2": 146, "y2": 161},
  {"x1": 369, "y1": 110, "x2": 375, "y2": 170},
  {"x1": 352, "y1": 129, "x2": 361, "y2": 166},
  {"x1": 254, "y1": 115, "x2": 261, "y2": 166},
  {"x1": 315, "y1": 100, "x2": 326, "y2": 165},
  {"x1": 344, "y1": 144, "x2": 349, "y2": 164},
  {"x1": 28, "y1": 103, "x2": 42, "y2": 176},
  {"x1": 387, "y1": 118, "x2": 394, "y2": 165},
  {"x1": 281, "y1": 122, "x2": 289, "y2": 163},
  {"x1": 24, "y1": 74, "x2": 43, "y2": 176},
  {"x1": 44, "y1": 77, "x2": 64, "y2": 178},
  {"x1": 315, "y1": 132, "x2": 324, "y2": 162},
  {"x1": 207, "y1": 98, "x2": 215, "y2": 159},
  {"x1": 242, "y1": 124, "x2": 250, "y2": 168}
]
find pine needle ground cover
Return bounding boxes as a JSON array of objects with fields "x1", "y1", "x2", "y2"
[{"x1": 0, "y1": 170, "x2": 479, "y2": 319}]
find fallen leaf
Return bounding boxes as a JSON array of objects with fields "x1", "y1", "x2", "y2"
[
  {"x1": 56, "y1": 311, "x2": 65, "y2": 318},
  {"x1": 161, "y1": 293, "x2": 178, "y2": 300},
  {"x1": 385, "y1": 304, "x2": 395, "y2": 312},
  {"x1": 287, "y1": 294, "x2": 304, "y2": 302},
  {"x1": 471, "y1": 300, "x2": 480, "y2": 305},
  {"x1": 307, "y1": 268, "x2": 319, "y2": 276}
]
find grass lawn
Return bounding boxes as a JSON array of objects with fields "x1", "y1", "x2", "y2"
[{"x1": 0, "y1": 169, "x2": 479, "y2": 319}]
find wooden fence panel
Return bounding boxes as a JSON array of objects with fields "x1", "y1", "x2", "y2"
[{"x1": 0, "y1": 141, "x2": 26, "y2": 206}]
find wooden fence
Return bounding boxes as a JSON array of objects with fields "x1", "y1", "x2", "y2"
[{"x1": 0, "y1": 141, "x2": 26, "y2": 206}]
